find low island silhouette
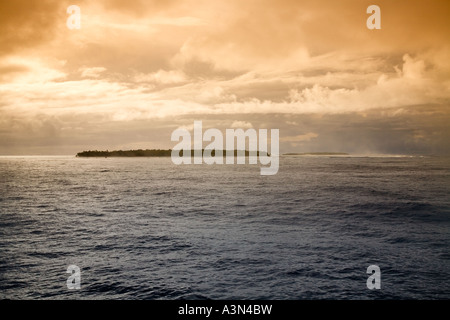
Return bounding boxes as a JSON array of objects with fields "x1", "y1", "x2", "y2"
[
  {"x1": 76, "y1": 149, "x2": 269, "y2": 157},
  {"x1": 76, "y1": 149, "x2": 348, "y2": 157}
]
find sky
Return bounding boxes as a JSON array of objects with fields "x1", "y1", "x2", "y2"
[{"x1": 0, "y1": 0, "x2": 449, "y2": 155}]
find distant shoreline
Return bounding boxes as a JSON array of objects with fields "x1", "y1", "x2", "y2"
[
  {"x1": 76, "y1": 149, "x2": 268, "y2": 157},
  {"x1": 76, "y1": 149, "x2": 171, "y2": 157}
]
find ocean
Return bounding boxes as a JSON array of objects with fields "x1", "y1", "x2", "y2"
[{"x1": 0, "y1": 155, "x2": 449, "y2": 299}]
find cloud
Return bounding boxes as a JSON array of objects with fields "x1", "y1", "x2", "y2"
[
  {"x1": 0, "y1": 56, "x2": 66, "y2": 84},
  {"x1": 175, "y1": 123, "x2": 194, "y2": 132},
  {"x1": 2, "y1": 107, "x2": 448, "y2": 156},
  {"x1": 0, "y1": 0, "x2": 66, "y2": 56},
  {"x1": 98, "y1": 0, "x2": 180, "y2": 17},
  {"x1": 285, "y1": 54, "x2": 450, "y2": 113},
  {"x1": 280, "y1": 133, "x2": 318, "y2": 142},
  {"x1": 230, "y1": 121, "x2": 253, "y2": 129},
  {"x1": 399, "y1": 54, "x2": 425, "y2": 79},
  {"x1": 134, "y1": 69, "x2": 186, "y2": 84},
  {"x1": 0, "y1": 53, "x2": 447, "y2": 122},
  {"x1": 79, "y1": 67, "x2": 107, "y2": 78}
]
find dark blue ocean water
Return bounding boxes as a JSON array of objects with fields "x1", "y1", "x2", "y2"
[{"x1": 0, "y1": 156, "x2": 449, "y2": 299}]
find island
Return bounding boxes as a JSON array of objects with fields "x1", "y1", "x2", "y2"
[
  {"x1": 76, "y1": 149, "x2": 268, "y2": 157},
  {"x1": 76, "y1": 149, "x2": 172, "y2": 157}
]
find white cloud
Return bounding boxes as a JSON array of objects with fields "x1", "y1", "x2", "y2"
[
  {"x1": 0, "y1": 56, "x2": 66, "y2": 83},
  {"x1": 1, "y1": 53, "x2": 448, "y2": 129},
  {"x1": 400, "y1": 54, "x2": 425, "y2": 79}
]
